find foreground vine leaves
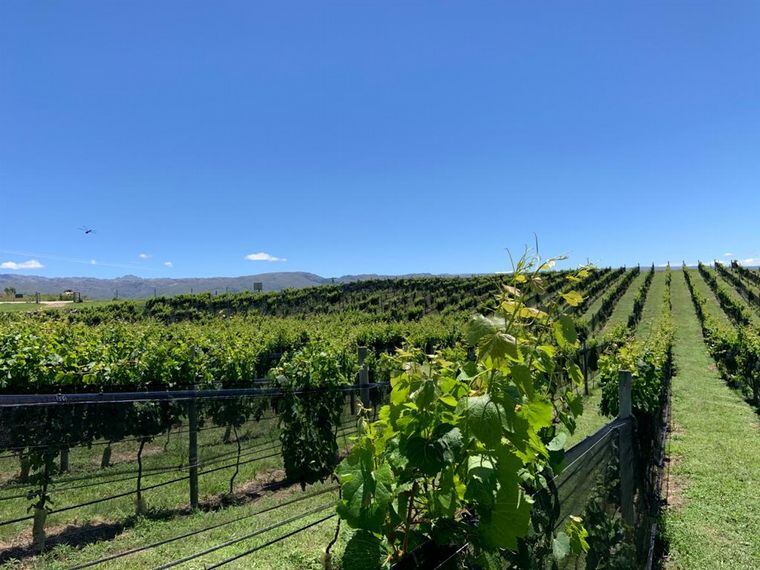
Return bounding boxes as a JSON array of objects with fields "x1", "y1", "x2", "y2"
[{"x1": 334, "y1": 252, "x2": 592, "y2": 568}]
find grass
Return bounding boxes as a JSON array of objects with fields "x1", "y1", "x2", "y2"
[
  {"x1": 0, "y1": 411, "x2": 359, "y2": 569},
  {"x1": 0, "y1": 300, "x2": 122, "y2": 314},
  {"x1": 600, "y1": 271, "x2": 647, "y2": 334},
  {"x1": 686, "y1": 269, "x2": 731, "y2": 325},
  {"x1": 663, "y1": 269, "x2": 760, "y2": 569},
  {"x1": 565, "y1": 385, "x2": 608, "y2": 448},
  {"x1": 22, "y1": 480, "x2": 345, "y2": 569},
  {"x1": 712, "y1": 269, "x2": 760, "y2": 326},
  {"x1": 581, "y1": 272, "x2": 626, "y2": 322},
  {"x1": 635, "y1": 270, "x2": 667, "y2": 340},
  {"x1": 0, "y1": 303, "x2": 48, "y2": 314}
]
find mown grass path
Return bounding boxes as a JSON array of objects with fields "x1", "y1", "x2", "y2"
[
  {"x1": 601, "y1": 271, "x2": 647, "y2": 334},
  {"x1": 635, "y1": 270, "x2": 666, "y2": 340},
  {"x1": 664, "y1": 270, "x2": 760, "y2": 568}
]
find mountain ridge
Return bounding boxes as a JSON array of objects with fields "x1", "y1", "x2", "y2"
[{"x1": 0, "y1": 271, "x2": 458, "y2": 300}]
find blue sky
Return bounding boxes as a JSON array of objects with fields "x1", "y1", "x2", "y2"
[{"x1": 1, "y1": 2, "x2": 759, "y2": 278}]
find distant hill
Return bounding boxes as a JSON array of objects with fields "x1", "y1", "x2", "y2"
[{"x1": 0, "y1": 271, "x2": 456, "y2": 300}]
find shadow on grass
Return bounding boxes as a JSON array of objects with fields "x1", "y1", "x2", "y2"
[{"x1": 0, "y1": 473, "x2": 293, "y2": 564}]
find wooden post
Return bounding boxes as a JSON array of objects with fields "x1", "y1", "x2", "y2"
[
  {"x1": 188, "y1": 393, "x2": 199, "y2": 509},
  {"x1": 358, "y1": 347, "x2": 370, "y2": 409},
  {"x1": 618, "y1": 370, "x2": 632, "y2": 419},
  {"x1": 59, "y1": 448, "x2": 70, "y2": 473},
  {"x1": 32, "y1": 507, "x2": 47, "y2": 551},
  {"x1": 618, "y1": 370, "x2": 635, "y2": 526},
  {"x1": 582, "y1": 340, "x2": 589, "y2": 396},
  {"x1": 101, "y1": 443, "x2": 112, "y2": 468}
]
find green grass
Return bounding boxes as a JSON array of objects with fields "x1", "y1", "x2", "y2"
[
  {"x1": 663, "y1": 270, "x2": 760, "y2": 568},
  {"x1": 600, "y1": 271, "x2": 647, "y2": 334},
  {"x1": 635, "y1": 270, "x2": 667, "y2": 340},
  {"x1": 0, "y1": 412, "x2": 358, "y2": 569},
  {"x1": 711, "y1": 269, "x2": 760, "y2": 326},
  {"x1": 20, "y1": 480, "x2": 345, "y2": 569},
  {"x1": 581, "y1": 272, "x2": 626, "y2": 322},
  {"x1": 0, "y1": 303, "x2": 47, "y2": 314},
  {"x1": 0, "y1": 300, "x2": 123, "y2": 314},
  {"x1": 687, "y1": 269, "x2": 731, "y2": 325},
  {"x1": 565, "y1": 385, "x2": 608, "y2": 448}
]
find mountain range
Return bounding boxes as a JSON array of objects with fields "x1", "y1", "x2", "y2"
[{"x1": 0, "y1": 272, "x2": 444, "y2": 300}]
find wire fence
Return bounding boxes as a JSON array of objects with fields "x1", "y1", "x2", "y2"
[
  {"x1": 0, "y1": 380, "x2": 386, "y2": 567},
  {"x1": 0, "y1": 363, "x2": 665, "y2": 569}
]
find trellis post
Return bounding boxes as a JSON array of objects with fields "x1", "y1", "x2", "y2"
[
  {"x1": 358, "y1": 347, "x2": 370, "y2": 409},
  {"x1": 188, "y1": 389, "x2": 199, "y2": 509},
  {"x1": 582, "y1": 340, "x2": 589, "y2": 395},
  {"x1": 618, "y1": 370, "x2": 635, "y2": 526}
]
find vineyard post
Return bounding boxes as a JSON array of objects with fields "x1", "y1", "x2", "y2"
[
  {"x1": 618, "y1": 370, "x2": 635, "y2": 525},
  {"x1": 188, "y1": 389, "x2": 199, "y2": 509},
  {"x1": 59, "y1": 448, "x2": 69, "y2": 472},
  {"x1": 582, "y1": 340, "x2": 589, "y2": 396},
  {"x1": 358, "y1": 346, "x2": 370, "y2": 409}
]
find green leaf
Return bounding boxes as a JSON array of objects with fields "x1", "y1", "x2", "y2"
[
  {"x1": 403, "y1": 436, "x2": 445, "y2": 476},
  {"x1": 439, "y1": 394, "x2": 459, "y2": 407},
  {"x1": 521, "y1": 398, "x2": 553, "y2": 429},
  {"x1": 552, "y1": 531, "x2": 571, "y2": 560},
  {"x1": 341, "y1": 530, "x2": 385, "y2": 570},
  {"x1": 466, "y1": 455, "x2": 497, "y2": 506},
  {"x1": 509, "y1": 364, "x2": 534, "y2": 398},
  {"x1": 390, "y1": 374, "x2": 410, "y2": 405},
  {"x1": 466, "y1": 315, "x2": 517, "y2": 361},
  {"x1": 566, "y1": 515, "x2": 590, "y2": 554},
  {"x1": 560, "y1": 290, "x2": 583, "y2": 307},
  {"x1": 465, "y1": 395, "x2": 504, "y2": 447},
  {"x1": 567, "y1": 392, "x2": 583, "y2": 417},
  {"x1": 479, "y1": 480, "x2": 533, "y2": 549},
  {"x1": 547, "y1": 431, "x2": 567, "y2": 451},
  {"x1": 553, "y1": 315, "x2": 578, "y2": 349},
  {"x1": 568, "y1": 363, "x2": 583, "y2": 386},
  {"x1": 336, "y1": 444, "x2": 394, "y2": 533},
  {"x1": 434, "y1": 425, "x2": 464, "y2": 462}
]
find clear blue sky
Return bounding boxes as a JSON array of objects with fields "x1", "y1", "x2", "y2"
[{"x1": 2, "y1": 2, "x2": 759, "y2": 278}]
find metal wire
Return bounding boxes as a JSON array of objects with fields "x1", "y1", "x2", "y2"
[
  {"x1": 66, "y1": 485, "x2": 339, "y2": 569},
  {"x1": 0, "y1": 382, "x2": 389, "y2": 408},
  {"x1": 0, "y1": 418, "x2": 355, "y2": 496},
  {"x1": 153, "y1": 504, "x2": 336, "y2": 569}
]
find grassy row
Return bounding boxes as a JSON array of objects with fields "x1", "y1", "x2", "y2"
[
  {"x1": 601, "y1": 271, "x2": 649, "y2": 333},
  {"x1": 663, "y1": 268, "x2": 760, "y2": 568},
  {"x1": 684, "y1": 266, "x2": 760, "y2": 405},
  {"x1": 635, "y1": 270, "x2": 669, "y2": 340}
]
